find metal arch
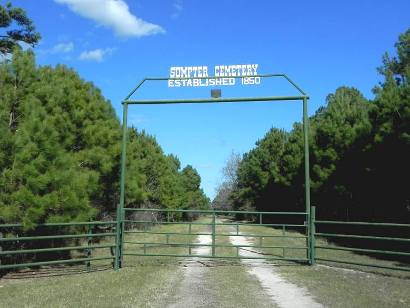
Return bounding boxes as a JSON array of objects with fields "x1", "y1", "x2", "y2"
[{"x1": 115, "y1": 73, "x2": 312, "y2": 269}]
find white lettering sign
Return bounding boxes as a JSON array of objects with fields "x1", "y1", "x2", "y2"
[{"x1": 168, "y1": 64, "x2": 260, "y2": 87}]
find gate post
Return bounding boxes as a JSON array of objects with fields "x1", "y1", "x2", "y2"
[
  {"x1": 302, "y1": 96, "x2": 312, "y2": 265},
  {"x1": 115, "y1": 101, "x2": 128, "y2": 270}
]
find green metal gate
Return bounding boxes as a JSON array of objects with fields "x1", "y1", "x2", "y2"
[{"x1": 121, "y1": 208, "x2": 310, "y2": 264}]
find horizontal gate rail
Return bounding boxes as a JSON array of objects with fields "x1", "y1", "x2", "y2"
[
  {"x1": 314, "y1": 245, "x2": 410, "y2": 257},
  {"x1": 315, "y1": 258, "x2": 410, "y2": 272},
  {"x1": 0, "y1": 244, "x2": 116, "y2": 255},
  {"x1": 313, "y1": 212, "x2": 410, "y2": 272},
  {"x1": 125, "y1": 220, "x2": 305, "y2": 227},
  {"x1": 315, "y1": 233, "x2": 410, "y2": 242},
  {"x1": 0, "y1": 232, "x2": 116, "y2": 242},
  {"x1": 125, "y1": 220, "x2": 212, "y2": 226},
  {"x1": 0, "y1": 220, "x2": 118, "y2": 271},
  {"x1": 124, "y1": 208, "x2": 307, "y2": 215},
  {"x1": 123, "y1": 230, "x2": 307, "y2": 239},
  {"x1": 123, "y1": 252, "x2": 308, "y2": 262},
  {"x1": 123, "y1": 242, "x2": 307, "y2": 250},
  {"x1": 315, "y1": 220, "x2": 410, "y2": 227},
  {"x1": 1, "y1": 221, "x2": 117, "y2": 228},
  {"x1": 0, "y1": 256, "x2": 115, "y2": 270}
]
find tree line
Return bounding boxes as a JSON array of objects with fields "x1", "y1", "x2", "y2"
[
  {"x1": 214, "y1": 29, "x2": 410, "y2": 225},
  {"x1": 0, "y1": 49, "x2": 209, "y2": 229},
  {"x1": 0, "y1": 3, "x2": 210, "y2": 269}
]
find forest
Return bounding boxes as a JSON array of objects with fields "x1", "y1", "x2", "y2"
[
  {"x1": 214, "y1": 28, "x2": 410, "y2": 225},
  {"x1": 0, "y1": 49, "x2": 209, "y2": 229}
]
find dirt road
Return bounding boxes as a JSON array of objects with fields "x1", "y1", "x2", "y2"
[{"x1": 167, "y1": 220, "x2": 322, "y2": 308}]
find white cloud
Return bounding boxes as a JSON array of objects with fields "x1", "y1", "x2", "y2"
[
  {"x1": 79, "y1": 48, "x2": 115, "y2": 62},
  {"x1": 55, "y1": 0, "x2": 164, "y2": 38},
  {"x1": 171, "y1": 0, "x2": 183, "y2": 19},
  {"x1": 52, "y1": 42, "x2": 74, "y2": 53}
]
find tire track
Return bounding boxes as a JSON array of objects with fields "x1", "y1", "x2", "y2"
[{"x1": 229, "y1": 232, "x2": 323, "y2": 308}]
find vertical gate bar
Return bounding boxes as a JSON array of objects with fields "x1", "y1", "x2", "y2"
[
  {"x1": 120, "y1": 208, "x2": 125, "y2": 266},
  {"x1": 212, "y1": 212, "x2": 216, "y2": 257},
  {"x1": 236, "y1": 224, "x2": 239, "y2": 235},
  {"x1": 188, "y1": 223, "x2": 192, "y2": 255},
  {"x1": 0, "y1": 231, "x2": 3, "y2": 268},
  {"x1": 311, "y1": 206, "x2": 316, "y2": 265},
  {"x1": 86, "y1": 222, "x2": 92, "y2": 271},
  {"x1": 303, "y1": 97, "x2": 312, "y2": 265},
  {"x1": 282, "y1": 225, "x2": 286, "y2": 258},
  {"x1": 117, "y1": 101, "x2": 128, "y2": 269},
  {"x1": 259, "y1": 213, "x2": 262, "y2": 224},
  {"x1": 305, "y1": 221, "x2": 309, "y2": 260},
  {"x1": 114, "y1": 205, "x2": 121, "y2": 270},
  {"x1": 166, "y1": 234, "x2": 169, "y2": 244}
]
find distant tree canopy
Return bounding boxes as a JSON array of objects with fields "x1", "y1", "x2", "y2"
[
  {"x1": 0, "y1": 2, "x2": 41, "y2": 55},
  {"x1": 216, "y1": 28, "x2": 410, "y2": 223},
  {"x1": 0, "y1": 49, "x2": 209, "y2": 229}
]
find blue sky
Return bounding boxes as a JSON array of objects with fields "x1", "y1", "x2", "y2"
[{"x1": 7, "y1": 0, "x2": 410, "y2": 199}]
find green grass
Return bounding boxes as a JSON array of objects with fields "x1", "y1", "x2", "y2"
[
  {"x1": 0, "y1": 221, "x2": 197, "y2": 306},
  {"x1": 279, "y1": 263, "x2": 410, "y2": 308},
  {"x1": 0, "y1": 219, "x2": 211, "y2": 307},
  {"x1": 0, "y1": 263, "x2": 182, "y2": 307},
  {"x1": 240, "y1": 222, "x2": 410, "y2": 307}
]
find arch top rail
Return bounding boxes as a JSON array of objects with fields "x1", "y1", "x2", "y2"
[
  {"x1": 123, "y1": 95, "x2": 308, "y2": 105},
  {"x1": 123, "y1": 73, "x2": 307, "y2": 102}
]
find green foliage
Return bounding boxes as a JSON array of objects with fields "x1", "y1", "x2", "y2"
[
  {"x1": 0, "y1": 2, "x2": 41, "y2": 55},
  {"x1": 229, "y1": 28, "x2": 410, "y2": 223},
  {"x1": 378, "y1": 28, "x2": 410, "y2": 83},
  {"x1": 180, "y1": 165, "x2": 209, "y2": 210},
  {"x1": 0, "y1": 49, "x2": 209, "y2": 229}
]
